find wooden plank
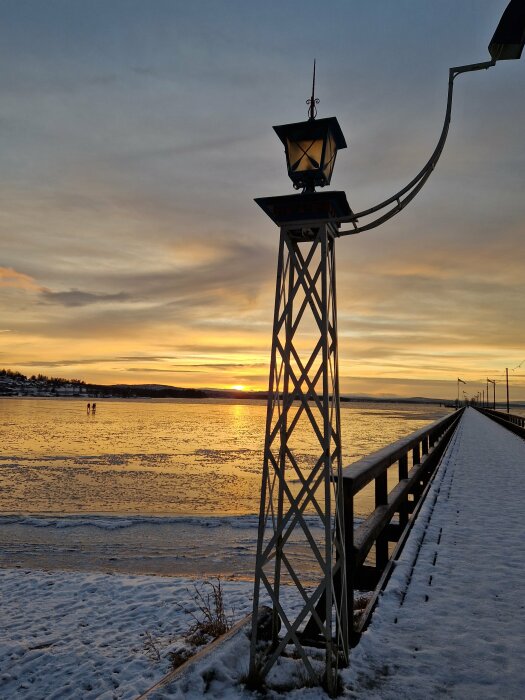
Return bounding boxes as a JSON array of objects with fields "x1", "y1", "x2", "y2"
[{"x1": 134, "y1": 612, "x2": 253, "y2": 700}]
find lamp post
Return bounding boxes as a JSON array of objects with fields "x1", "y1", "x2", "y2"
[
  {"x1": 457, "y1": 378, "x2": 466, "y2": 408},
  {"x1": 506, "y1": 367, "x2": 510, "y2": 413},
  {"x1": 488, "y1": 378, "x2": 496, "y2": 410},
  {"x1": 250, "y1": 2, "x2": 525, "y2": 691},
  {"x1": 251, "y1": 63, "x2": 351, "y2": 695}
]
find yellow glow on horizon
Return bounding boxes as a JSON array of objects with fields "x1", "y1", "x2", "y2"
[{"x1": 231, "y1": 384, "x2": 246, "y2": 391}]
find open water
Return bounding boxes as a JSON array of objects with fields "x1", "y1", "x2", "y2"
[{"x1": 0, "y1": 397, "x2": 450, "y2": 578}]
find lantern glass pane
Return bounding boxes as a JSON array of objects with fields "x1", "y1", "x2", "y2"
[
  {"x1": 287, "y1": 138, "x2": 324, "y2": 172},
  {"x1": 322, "y1": 132, "x2": 336, "y2": 182}
]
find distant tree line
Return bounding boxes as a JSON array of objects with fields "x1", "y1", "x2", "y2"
[
  {"x1": 0, "y1": 368, "x2": 85, "y2": 385},
  {"x1": 1, "y1": 368, "x2": 271, "y2": 400},
  {"x1": 0, "y1": 369, "x2": 27, "y2": 380},
  {"x1": 83, "y1": 383, "x2": 208, "y2": 399}
]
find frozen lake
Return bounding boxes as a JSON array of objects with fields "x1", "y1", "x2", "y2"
[{"x1": 0, "y1": 397, "x2": 450, "y2": 578}]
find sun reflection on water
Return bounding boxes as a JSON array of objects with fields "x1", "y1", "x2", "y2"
[{"x1": 0, "y1": 397, "x2": 450, "y2": 518}]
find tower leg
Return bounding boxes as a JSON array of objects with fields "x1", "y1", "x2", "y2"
[{"x1": 250, "y1": 222, "x2": 348, "y2": 691}]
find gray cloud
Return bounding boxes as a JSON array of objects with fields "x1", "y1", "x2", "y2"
[
  {"x1": 40, "y1": 289, "x2": 130, "y2": 307},
  {"x1": 16, "y1": 355, "x2": 173, "y2": 368},
  {"x1": 123, "y1": 367, "x2": 194, "y2": 374},
  {"x1": 174, "y1": 362, "x2": 266, "y2": 370}
]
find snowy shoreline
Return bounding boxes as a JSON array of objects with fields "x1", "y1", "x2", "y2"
[
  {"x1": 0, "y1": 567, "x2": 257, "y2": 699},
  {"x1": 0, "y1": 514, "x2": 260, "y2": 581},
  {"x1": 0, "y1": 514, "x2": 328, "y2": 582}
]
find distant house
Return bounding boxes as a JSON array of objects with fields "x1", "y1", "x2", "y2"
[{"x1": 55, "y1": 383, "x2": 81, "y2": 396}]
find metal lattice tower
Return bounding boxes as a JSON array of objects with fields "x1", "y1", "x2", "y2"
[
  {"x1": 249, "y1": 221, "x2": 348, "y2": 691},
  {"x1": 248, "y1": 4, "x2": 525, "y2": 692}
]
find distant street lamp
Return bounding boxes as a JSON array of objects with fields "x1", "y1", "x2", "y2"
[
  {"x1": 250, "y1": 1, "x2": 525, "y2": 691},
  {"x1": 488, "y1": 378, "x2": 496, "y2": 409},
  {"x1": 457, "y1": 378, "x2": 466, "y2": 408}
]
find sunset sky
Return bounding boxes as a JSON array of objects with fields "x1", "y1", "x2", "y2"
[{"x1": 1, "y1": 0, "x2": 525, "y2": 400}]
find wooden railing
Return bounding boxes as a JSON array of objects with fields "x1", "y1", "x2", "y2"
[
  {"x1": 300, "y1": 407, "x2": 464, "y2": 646},
  {"x1": 477, "y1": 407, "x2": 525, "y2": 437},
  {"x1": 342, "y1": 407, "x2": 464, "y2": 637}
]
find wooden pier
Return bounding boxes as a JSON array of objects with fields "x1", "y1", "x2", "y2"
[
  {"x1": 135, "y1": 405, "x2": 525, "y2": 698},
  {"x1": 345, "y1": 406, "x2": 525, "y2": 697}
]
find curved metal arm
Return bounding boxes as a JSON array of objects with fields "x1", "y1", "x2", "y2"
[{"x1": 336, "y1": 60, "x2": 496, "y2": 236}]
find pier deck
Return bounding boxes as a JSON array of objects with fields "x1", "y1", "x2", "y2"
[{"x1": 345, "y1": 407, "x2": 525, "y2": 698}]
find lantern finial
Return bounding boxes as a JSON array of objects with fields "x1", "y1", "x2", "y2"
[{"x1": 306, "y1": 59, "x2": 319, "y2": 120}]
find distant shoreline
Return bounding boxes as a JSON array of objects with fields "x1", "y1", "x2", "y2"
[
  {"x1": 3, "y1": 369, "x2": 524, "y2": 406},
  {"x1": 3, "y1": 394, "x2": 525, "y2": 410},
  {"x1": 0, "y1": 393, "x2": 459, "y2": 406}
]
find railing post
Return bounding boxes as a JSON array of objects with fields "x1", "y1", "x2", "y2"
[
  {"x1": 375, "y1": 472, "x2": 388, "y2": 572},
  {"x1": 343, "y1": 478, "x2": 354, "y2": 635},
  {"x1": 411, "y1": 441, "x2": 423, "y2": 501},
  {"x1": 398, "y1": 454, "x2": 409, "y2": 529}
]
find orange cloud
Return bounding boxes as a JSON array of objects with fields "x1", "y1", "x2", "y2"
[{"x1": 0, "y1": 267, "x2": 42, "y2": 292}]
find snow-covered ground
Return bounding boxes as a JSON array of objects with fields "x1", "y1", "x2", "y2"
[
  {"x1": 0, "y1": 567, "x2": 310, "y2": 699},
  {"x1": 1, "y1": 408, "x2": 524, "y2": 699},
  {"x1": 0, "y1": 569, "x2": 260, "y2": 699}
]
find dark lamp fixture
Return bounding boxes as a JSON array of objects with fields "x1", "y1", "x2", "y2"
[
  {"x1": 489, "y1": 0, "x2": 525, "y2": 61},
  {"x1": 273, "y1": 118, "x2": 346, "y2": 192}
]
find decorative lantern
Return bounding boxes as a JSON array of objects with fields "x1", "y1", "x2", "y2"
[
  {"x1": 272, "y1": 60, "x2": 347, "y2": 193},
  {"x1": 255, "y1": 63, "x2": 352, "y2": 227},
  {"x1": 273, "y1": 116, "x2": 346, "y2": 192}
]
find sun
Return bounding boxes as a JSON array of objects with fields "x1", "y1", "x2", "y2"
[{"x1": 231, "y1": 384, "x2": 246, "y2": 391}]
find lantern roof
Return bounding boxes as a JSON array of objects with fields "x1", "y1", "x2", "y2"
[{"x1": 273, "y1": 117, "x2": 347, "y2": 151}]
